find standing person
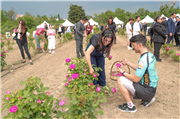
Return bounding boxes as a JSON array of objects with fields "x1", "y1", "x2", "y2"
[
  {"x1": 73, "y1": 24, "x2": 76, "y2": 35},
  {"x1": 166, "y1": 12, "x2": 176, "y2": 44},
  {"x1": 34, "y1": 28, "x2": 47, "y2": 50},
  {"x1": 122, "y1": 23, "x2": 124, "y2": 29},
  {"x1": 66, "y1": 26, "x2": 72, "y2": 33},
  {"x1": 107, "y1": 17, "x2": 116, "y2": 44},
  {"x1": 126, "y1": 18, "x2": 133, "y2": 50},
  {"x1": 85, "y1": 28, "x2": 116, "y2": 87},
  {"x1": 133, "y1": 16, "x2": 142, "y2": 36},
  {"x1": 174, "y1": 16, "x2": 180, "y2": 47},
  {"x1": 44, "y1": 23, "x2": 48, "y2": 39},
  {"x1": 57, "y1": 24, "x2": 62, "y2": 39},
  {"x1": 47, "y1": 24, "x2": 56, "y2": 54},
  {"x1": 61, "y1": 25, "x2": 65, "y2": 34},
  {"x1": 161, "y1": 17, "x2": 167, "y2": 29},
  {"x1": 147, "y1": 18, "x2": 156, "y2": 46},
  {"x1": 75, "y1": 17, "x2": 88, "y2": 59},
  {"x1": 139, "y1": 22, "x2": 143, "y2": 32},
  {"x1": 86, "y1": 22, "x2": 92, "y2": 35},
  {"x1": 117, "y1": 24, "x2": 121, "y2": 34},
  {"x1": 93, "y1": 24, "x2": 96, "y2": 30},
  {"x1": 143, "y1": 22, "x2": 147, "y2": 36},
  {"x1": 100, "y1": 24, "x2": 104, "y2": 32},
  {"x1": 153, "y1": 16, "x2": 167, "y2": 62},
  {"x1": 14, "y1": 20, "x2": 33, "y2": 65},
  {"x1": 117, "y1": 34, "x2": 158, "y2": 113}
]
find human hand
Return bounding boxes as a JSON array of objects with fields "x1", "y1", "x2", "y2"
[
  {"x1": 89, "y1": 67, "x2": 94, "y2": 76},
  {"x1": 120, "y1": 58, "x2": 128, "y2": 65},
  {"x1": 117, "y1": 67, "x2": 123, "y2": 73},
  {"x1": 177, "y1": 32, "x2": 179, "y2": 34},
  {"x1": 170, "y1": 33, "x2": 172, "y2": 37},
  {"x1": 83, "y1": 34, "x2": 86, "y2": 37}
]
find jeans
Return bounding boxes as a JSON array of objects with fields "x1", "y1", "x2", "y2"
[{"x1": 34, "y1": 35, "x2": 41, "y2": 48}]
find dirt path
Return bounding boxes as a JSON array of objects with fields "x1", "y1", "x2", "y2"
[{"x1": 1, "y1": 34, "x2": 179, "y2": 119}]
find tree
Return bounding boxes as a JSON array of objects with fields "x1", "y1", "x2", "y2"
[
  {"x1": 6, "y1": 7, "x2": 16, "y2": 21},
  {"x1": 68, "y1": 4, "x2": 86, "y2": 23},
  {"x1": 1, "y1": 10, "x2": 8, "y2": 25}
]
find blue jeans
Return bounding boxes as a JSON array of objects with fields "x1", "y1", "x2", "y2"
[{"x1": 34, "y1": 35, "x2": 41, "y2": 48}]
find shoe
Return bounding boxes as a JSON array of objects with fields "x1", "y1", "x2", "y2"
[
  {"x1": 127, "y1": 46, "x2": 132, "y2": 50},
  {"x1": 156, "y1": 59, "x2": 161, "y2": 62},
  {"x1": 118, "y1": 103, "x2": 137, "y2": 113},
  {"x1": 140, "y1": 98, "x2": 155, "y2": 107},
  {"x1": 49, "y1": 50, "x2": 52, "y2": 54},
  {"x1": 21, "y1": 61, "x2": 26, "y2": 63},
  {"x1": 30, "y1": 62, "x2": 33, "y2": 65},
  {"x1": 81, "y1": 55, "x2": 85, "y2": 57},
  {"x1": 78, "y1": 57, "x2": 83, "y2": 59},
  {"x1": 52, "y1": 51, "x2": 55, "y2": 54}
]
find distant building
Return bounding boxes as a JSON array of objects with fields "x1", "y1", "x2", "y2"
[{"x1": 16, "y1": 14, "x2": 24, "y2": 20}]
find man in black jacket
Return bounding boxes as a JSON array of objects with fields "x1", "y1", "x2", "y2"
[
  {"x1": 143, "y1": 22, "x2": 147, "y2": 36},
  {"x1": 174, "y1": 16, "x2": 180, "y2": 47},
  {"x1": 44, "y1": 23, "x2": 48, "y2": 39},
  {"x1": 161, "y1": 17, "x2": 167, "y2": 29},
  {"x1": 61, "y1": 25, "x2": 65, "y2": 34}
]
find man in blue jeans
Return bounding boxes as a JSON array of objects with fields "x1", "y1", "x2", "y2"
[
  {"x1": 166, "y1": 12, "x2": 176, "y2": 44},
  {"x1": 117, "y1": 34, "x2": 158, "y2": 113}
]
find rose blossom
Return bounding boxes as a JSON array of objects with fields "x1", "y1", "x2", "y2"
[
  {"x1": 112, "y1": 88, "x2": 116, "y2": 93},
  {"x1": 6, "y1": 91, "x2": 10, "y2": 94},
  {"x1": 65, "y1": 83, "x2": 68, "y2": 86},
  {"x1": 167, "y1": 47, "x2": 170, "y2": 50},
  {"x1": 84, "y1": 73, "x2": 86, "y2": 75},
  {"x1": 84, "y1": 69, "x2": 87, "y2": 71},
  {"x1": 9, "y1": 106, "x2": 18, "y2": 113},
  {"x1": 116, "y1": 63, "x2": 121, "y2": 67},
  {"x1": 6, "y1": 97, "x2": 10, "y2": 100},
  {"x1": 59, "y1": 100, "x2": 65, "y2": 106},
  {"x1": 93, "y1": 73, "x2": 97, "y2": 78},
  {"x1": 72, "y1": 73, "x2": 79, "y2": 79},
  {"x1": 2, "y1": 51, "x2": 6, "y2": 53},
  {"x1": 96, "y1": 87, "x2": 101, "y2": 92},
  {"x1": 37, "y1": 99, "x2": 41, "y2": 103},
  {"x1": 105, "y1": 91, "x2": 108, "y2": 93},
  {"x1": 66, "y1": 74, "x2": 70, "y2": 77},
  {"x1": 69, "y1": 64, "x2": 76, "y2": 70},
  {"x1": 1, "y1": 54, "x2": 4, "y2": 57},
  {"x1": 88, "y1": 83, "x2": 93, "y2": 86},
  {"x1": 19, "y1": 97, "x2": 22, "y2": 99},
  {"x1": 109, "y1": 55, "x2": 112, "y2": 59},
  {"x1": 65, "y1": 58, "x2": 71, "y2": 63},
  {"x1": 46, "y1": 92, "x2": 50, "y2": 95}
]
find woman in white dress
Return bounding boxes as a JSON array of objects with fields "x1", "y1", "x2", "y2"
[{"x1": 47, "y1": 24, "x2": 56, "y2": 54}]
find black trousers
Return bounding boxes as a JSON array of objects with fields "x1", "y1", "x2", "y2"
[
  {"x1": 174, "y1": 33, "x2": 180, "y2": 46},
  {"x1": 154, "y1": 42, "x2": 163, "y2": 60},
  {"x1": 58, "y1": 32, "x2": 62, "y2": 37},
  {"x1": 76, "y1": 39, "x2": 84, "y2": 58},
  {"x1": 16, "y1": 39, "x2": 31, "y2": 60}
]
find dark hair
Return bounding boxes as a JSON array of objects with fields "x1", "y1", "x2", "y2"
[
  {"x1": 82, "y1": 17, "x2": 88, "y2": 21},
  {"x1": 155, "y1": 16, "x2": 161, "y2": 22},
  {"x1": 162, "y1": 17, "x2": 166, "y2": 19},
  {"x1": 136, "y1": 16, "x2": 140, "y2": 20},
  {"x1": 108, "y1": 18, "x2": 113, "y2": 24},
  {"x1": 49, "y1": 24, "x2": 52, "y2": 27},
  {"x1": 96, "y1": 28, "x2": 116, "y2": 55},
  {"x1": 154, "y1": 17, "x2": 156, "y2": 21},
  {"x1": 128, "y1": 18, "x2": 133, "y2": 21},
  {"x1": 130, "y1": 34, "x2": 146, "y2": 47},
  {"x1": 19, "y1": 20, "x2": 26, "y2": 40},
  {"x1": 171, "y1": 12, "x2": 177, "y2": 16},
  {"x1": 176, "y1": 16, "x2": 179, "y2": 18}
]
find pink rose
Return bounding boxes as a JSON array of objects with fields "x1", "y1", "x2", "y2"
[
  {"x1": 176, "y1": 54, "x2": 179, "y2": 57},
  {"x1": 84, "y1": 73, "x2": 86, "y2": 76},
  {"x1": 72, "y1": 73, "x2": 79, "y2": 79},
  {"x1": 96, "y1": 87, "x2": 101, "y2": 92},
  {"x1": 112, "y1": 88, "x2": 116, "y2": 93},
  {"x1": 116, "y1": 63, "x2": 121, "y2": 67},
  {"x1": 105, "y1": 91, "x2": 108, "y2": 93},
  {"x1": 46, "y1": 92, "x2": 50, "y2": 95},
  {"x1": 84, "y1": 69, "x2": 87, "y2": 72},
  {"x1": 119, "y1": 73, "x2": 123, "y2": 76},
  {"x1": 13, "y1": 29, "x2": 17, "y2": 32},
  {"x1": 1, "y1": 54, "x2": 4, "y2": 57},
  {"x1": 2, "y1": 51, "x2": 6, "y2": 53},
  {"x1": 25, "y1": 80, "x2": 27, "y2": 82},
  {"x1": 88, "y1": 83, "x2": 93, "y2": 86},
  {"x1": 67, "y1": 78, "x2": 71, "y2": 83},
  {"x1": 6, "y1": 91, "x2": 10, "y2": 94},
  {"x1": 178, "y1": 53, "x2": 180, "y2": 56},
  {"x1": 66, "y1": 74, "x2": 70, "y2": 77},
  {"x1": 19, "y1": 97, "x2": 22, "y2": 99},
  {"x1": 65, "y1": 83, "x2": 68, "y2": 86},
  {"x1": 59, "y1": 100, "x2": 65, "y2": 106},
  {"x1": 41, "y1": 48, "x2": 43, "y2": 50},
  {"x1": 37, "y1": 99, "x2": 41, "y2": 104},
  {"x1": 6, "y1": 97, "x2": 10, "y2": 100},
  {"x1": 37, "y1": 47, "x2": 39, "y2": 48},
  {"x1": 38, "y1": 49, "x2": 40, "y2": 51},
  {"x1": 167, "y1": 47, "x2": 170, "y2": 50},
  {"x1": 9, "y1": 106, "x2": 18, "y2": 113},
  {"x1": 30, "y1": 44, "x2": 32, "y2": 45},
  {"x1": 109, "y1": 55, "x2": 112, "y2": 59},
  {"x1": 69, "y1": 64, "x2": 76, "y2": 70},
  {"x1": 93, "y1": 73, "x2": 97, "y2": 78},
  {"x1": 65, "y1": 58, "x2": 71, "y2": 63}
]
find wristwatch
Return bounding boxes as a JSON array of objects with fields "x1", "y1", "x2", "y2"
[{"x1": 122, "y1": 71, "x2": 126, "y2": 76}]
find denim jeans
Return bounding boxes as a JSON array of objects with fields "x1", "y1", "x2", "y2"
[{"x1": 34, "y1": 34, "x2": 41, "y2": 48}]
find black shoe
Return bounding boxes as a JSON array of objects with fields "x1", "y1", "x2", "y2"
[
  {"x1": 21, "y1": 61, "x2": 26, "y2": 63},
  {"x1": 156, "y1": 59, "x2": 161, "y2": 62},
  {"x1": 30, "y1": 62, "x2": 33, "y2": 65},
  {"x1": 78, "y1": 57, "x2": 83, "y2": 59},
  {"x1": 118, "y1": 103, "x2": 137, "y2": 113},
  {"x1": 140, "y1": 98, "x2": 155, "y2": 107},
  {"x1": 81, "y1": 55, "x2": 85, "y2": 57}
]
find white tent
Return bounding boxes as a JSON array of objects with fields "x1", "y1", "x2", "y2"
[
  {"x1": 113, "y1": 17, "x2": 124, "y2": 24},
  {"x1": 176, "y1": 13, "x2": 180, "y2": 18},
  {"x1": 36, "y1": 21, "x2": 50, "y2": 29},
  {"x1": 161, "y1": 14, "x2": 168, "y2": 20},
  {"x1": 62, "y1": 19, "x2": 74, "y2": 27},
  {"x1": 84, "y1": 18, "x2": 98, "y2": 26},
  {"x1": 140, "y1": 15, "x2": 154, "y2": 23}
]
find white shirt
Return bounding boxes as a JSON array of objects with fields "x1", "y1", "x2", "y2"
[
  {"x1": 133, "y1": 22, "x2": 140, "y2": 36},
  {"x1": 17, "y1": 28, "x2": 21, "y2": 39},
  {"x1": 58, "y1": 27, "x2": 62, "y2": 32},
  {"x1": 126, "y1": 22, "x2": 132, "y2": 34},
  {"x1": 117, "y1": 25, "x2": 121, "y2": 28}
]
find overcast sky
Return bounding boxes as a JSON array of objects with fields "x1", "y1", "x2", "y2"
[{"x1": 1, "y1": 0, "x2": 180, "y2": 19}]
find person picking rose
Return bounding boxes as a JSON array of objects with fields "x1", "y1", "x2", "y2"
[{"x1": 116, "y1": 34, "x2": 159, "y2": 113}]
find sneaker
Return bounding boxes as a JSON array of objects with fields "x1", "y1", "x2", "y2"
[
  {"x1": 127, "y1": 46, "x2": 132, "y2": 50},
  {"x1": 140, "y1": 98, "x2": 155, "y2": 107},
  {"x1": 21, "y1": 61, "x2": 26, "y2": 63},
  {"x1": 118, "y1": 103, "x2": 137, "y2": 113},
  {"x1": 52, "y1": 51, "x2": 55, "y2": 54},
  {"x1": 49, "y1": 50, "x2": 52, "y2": 54},
  {"x1": 30, "y1": 62, "x2": 33, "y2": 65}
]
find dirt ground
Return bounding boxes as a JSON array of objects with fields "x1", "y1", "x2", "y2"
[{"x1": 1, "y1": 34, "x2": 180, "y2": 119}]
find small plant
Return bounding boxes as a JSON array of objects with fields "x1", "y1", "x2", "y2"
[
  {"x1": 1, "y1": 40, "x2": 7, "y2": 71},
  {"x1": 161, "y1": 44, "x2": 174, "y2": 56},
  {"x1": 28, "y1": 34, "x2": 35, "y2": 51},
  {"x1": 171, "y1": 52, "x2": 180, "y2": 62}
]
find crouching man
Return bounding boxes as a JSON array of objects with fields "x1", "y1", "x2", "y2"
[{"x1": 117, "y1": 34, "x2": 158, "y2": 113}]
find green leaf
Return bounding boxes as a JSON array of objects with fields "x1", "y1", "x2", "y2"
[
  {"x1": 1, "y1": 105, "x2": 7, "y2": 113},
  {"x1": 24, "y1": 90, "x2": 29, "y2": 96},
  {"x1": 40, "y1": 83, "x2": 44, "y2": 88},
  {"x1": 31, "y1": 104, "x2": 37, "y2": 109},
  {"x1": 99, "y1": 99, "x2": 107, "y2": 102},
  {"x1": 18, "y1": 112, "x2": 23, "y2": 118},
  {"x1": 10, "y1": 98, "x2": 15, "y2": 103},
  {"x1": 20, "y1": 80, "x2": 26, "y2": 85},
  {"x1": 98, "y1": 110, "x2": 104, "y2": 115}
]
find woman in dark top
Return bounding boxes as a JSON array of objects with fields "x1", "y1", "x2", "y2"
[
  {"x1": 14, "y1": 20, "x2": 33, "y2": 65},
  {"x1": 86, "y1": 22, "x2": 92, "y2": 35},
  {"x1": 85, "y1": 28, "x2": 116, "y2": 87},
  {"x1": 153, "y1": 16, "x2": 167, "y2": 62}
]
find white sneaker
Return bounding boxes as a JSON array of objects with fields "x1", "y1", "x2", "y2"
[
  {"x1": 49, "y1": 50, "x2": 52, "y2": 54},
  {"x1": 52, "y1": 51, "x2": 55, "y2": 54},
  {"x1": 127, "y1": 46, "x2": 132, "y2": 50}
]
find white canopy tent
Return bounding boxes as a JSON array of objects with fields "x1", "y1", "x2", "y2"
[
  {"x1": 176, "y1": 13, "x2": 180, "y2": 18},
  {"x1": 113, "y1": 17, "x2": 124, "y2": 24},
  {"x1": 84, "y1": 18, "x2": 98, "y2": 26},
  {"x1": 140, "y1": 15, "x2": 154, "y2": 23},
  {"x1": 62, "y1": 19, "x2": 74, "y2": 27},
  {"x1": 36, "y1": 21, "x2": 50, "y2": 29},
  {"x1": 161, "y1": 14, "x2": 168, "y2": 20}
]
